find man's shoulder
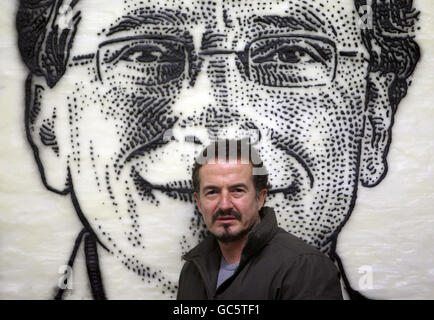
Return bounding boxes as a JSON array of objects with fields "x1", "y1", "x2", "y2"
[
  {"x1": 182, "y1": 233, "x2": 217, "y2": 260},
  {"x1": 257, "y1": 207, "x2": 331, "y2": 263},
  {"x1": 261, "y1": 229, "x2": 342, "y2": 300},
  {"x1": 266, "y1": 227, "x2": 329, "y2": 261}
]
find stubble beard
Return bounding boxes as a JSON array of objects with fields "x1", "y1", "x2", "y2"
[{"x1": 211, "y1": 209, "x2": 259, "y2": 244}]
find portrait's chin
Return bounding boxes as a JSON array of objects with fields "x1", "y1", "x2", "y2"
[
  {"x1": 68, "y1": 158, "x2": 198, "y2": 296},
  {"x1": 267, "y1": 180, "x2": 357, "y2": 253}
]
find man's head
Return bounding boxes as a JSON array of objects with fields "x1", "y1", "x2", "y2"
[
  {"x1": 192, "y1": 139, "x2": 270, "y2": 195},
  {"x1": 192, "y1": 140, "x2": 268, "y2": 243},
  {"x1": 17, "y1": 0, "x2": 420, "y2": 286}
]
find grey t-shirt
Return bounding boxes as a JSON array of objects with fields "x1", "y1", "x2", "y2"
[{"x1": 217, "y1": 257, "x2": 239, "y2": 288}]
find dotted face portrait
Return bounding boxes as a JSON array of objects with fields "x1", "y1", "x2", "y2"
[{"x1": 16, "y1": 0, "x2": 420, "y2": 298}]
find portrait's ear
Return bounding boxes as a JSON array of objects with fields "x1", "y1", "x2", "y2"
[
  {"x1": 357, "y1": 1, "x2": 420, "y2": 188},
  {"x1": 25, "y1": 74, "x2": 71, "y2": 194},
  {"x1": 360, "y1": 61, "x2": 397, "y2": 187},
  {"x1": 359, "y1": 71, "x2": 395, "y2": 187}
]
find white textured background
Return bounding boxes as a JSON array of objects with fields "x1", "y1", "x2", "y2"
[{"x1": 0, "y1": 0, "x2": 433, "y2": 299}]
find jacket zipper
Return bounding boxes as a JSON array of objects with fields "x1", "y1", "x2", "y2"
[{"x1": 183, "y1": 257, "x2": 214, "y2": 299}]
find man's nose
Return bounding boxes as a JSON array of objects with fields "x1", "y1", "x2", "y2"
[{"x1": 218, "y1": 190, "x2": 234, "y2": 212}]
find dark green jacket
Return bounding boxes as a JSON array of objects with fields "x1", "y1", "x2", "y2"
[{"x1": 177, "y1": 207, "x2": 343, "y2": 300}]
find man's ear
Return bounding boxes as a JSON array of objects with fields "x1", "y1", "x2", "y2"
[
  {"x1": 359, "y1": 71, "x2": 396, "y2": 187},
  {"x1": 194, "y1": 192, "x2": 201, "y2": 212},
  {"x1": 257, "y1": 189, "x2": 267, "y2": 210},
  {"x1": 25, "y1": 74, "x2": 70, "y2": 194}
]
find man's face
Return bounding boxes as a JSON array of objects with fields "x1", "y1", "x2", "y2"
[
  {"x1": 36, "y1": 0, "x2": 371, "y2": 288},
  {"x1": 195, "y1": 161, "x2": 265, "y2": 243}
]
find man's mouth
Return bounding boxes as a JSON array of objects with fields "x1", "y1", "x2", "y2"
[
  {"x1": 212, "y1": 209, "x2": 242, "y2": 223},
  {"x1": 215, "y1": 216, "x2": 238, "y2": 226},
  {"x1": 216, "y1": 216, "x2": 237, "y2": 221}
]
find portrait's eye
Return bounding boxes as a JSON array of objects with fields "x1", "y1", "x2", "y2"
[
  {"x1": 119, "y1": 46, "x2": 163, "y2": 63},
  {"x1": 115, "y1": 44, "x2": 185, "y2": 64},
  {"x1": 252, "y1": 45, "x2": 326, "y2": 65},
  {"x1": 99, "y1": 39, "x2": 187, "y2": 86},
  {"x1": 248, "y1": 36, "x2": 336, "y2": 87}
]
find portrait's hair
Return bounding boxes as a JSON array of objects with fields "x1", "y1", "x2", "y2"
[
  {"x1": 16, "y1": 0, "x2": 420, "y2": 101},
  {"x1": 354, "y1": 0, "x2": 420, "y2": 111},
  {"x1": 192, "y1": 139, "x2": 271, "y2": 195},
  {"x1": 16, "y1": 0, "x2": 81, "y2": 88}
]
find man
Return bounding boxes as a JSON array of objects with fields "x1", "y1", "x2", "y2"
[
  {"x1": 16, "y1": 0, "x2": 419, "y2": 299},
  {"x1": 177, "y1": 139, "x2": 343, "y2": 299}
]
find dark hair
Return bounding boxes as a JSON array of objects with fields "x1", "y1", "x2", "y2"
[
  {"x1": 354, "y1": 0, "x2": 420, "y2": 111},
  {"x1": 16, "y1": 0, "x2": 81, "y2": 88},
  {"x1": 17, "y1": 0, "x2": 420, "y2": 100},
  {"x1": 192, "y1": 139, "x2": 271, "y2": 195}
]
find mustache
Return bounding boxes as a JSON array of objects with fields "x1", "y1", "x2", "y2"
[{"x1": 212, "y1": 209, "x2": 242, "y2": 223}]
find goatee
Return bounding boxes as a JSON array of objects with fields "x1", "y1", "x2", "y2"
[{"x1": 212, "y1": 208, "x2": 257, "y2": 243}]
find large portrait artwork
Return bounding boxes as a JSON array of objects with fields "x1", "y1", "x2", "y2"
[{"x1": 1, "y1": 0, "x2": 432, "y2": 299}]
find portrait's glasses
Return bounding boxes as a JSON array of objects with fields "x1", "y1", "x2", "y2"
[
  {"x1": 95, "y1": 34, "x2": 342, "y2": 88},
  {"x1": 96, "y1": 35, "x2": 190, "y2": 86},
  {"x1": 246, "y1": 35, "x2": 337, "y2": 87}
]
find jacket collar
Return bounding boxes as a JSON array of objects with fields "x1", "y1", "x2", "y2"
[
  {"x1": 183, "y1": 206, "x2": 279, "y2": 264},
  {"x1": 182, "y1": 207, "x2": 279, "y2": 297},
  {"x1": 240, "y1": 206, "x2": 279, "y2": 264}
]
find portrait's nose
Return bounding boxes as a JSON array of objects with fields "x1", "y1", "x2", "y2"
[
  {"x1": 202, "y1": 55, "x2": 233, "y2": 111},
  {"x1": 184, "y1": 52, "x2": 262, "y2": 146}
]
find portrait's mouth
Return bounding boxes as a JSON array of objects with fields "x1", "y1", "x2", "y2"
[
  {"x1": 129, "y1": 134, "x2": 313, "y2": 202},
  {"x1": 133, "y1": 170, "x2": 195, "y2": 203},
  {"x1": 132, "y1": 169, "x2": 302, "y2": 203}
]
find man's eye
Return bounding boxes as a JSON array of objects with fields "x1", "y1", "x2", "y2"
[
  {"x1": 231, "y1": 188, "x2": 245, "y2": 195},
  {"x1": 248, "y1": 36, "x2": 336, "y2": 88},
  {"x1": 99, "y1": 39, "x2": 187, "y2": 86},
  {"x1": 205, "y1": 190, "x2": 218, "y2": 198}
]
